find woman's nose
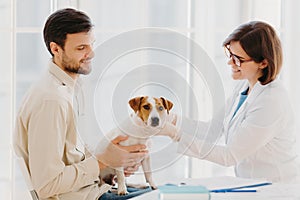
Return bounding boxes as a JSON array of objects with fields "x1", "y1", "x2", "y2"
[{"x1": 227, "y1": 57, "x2": 234, "y2": 65}]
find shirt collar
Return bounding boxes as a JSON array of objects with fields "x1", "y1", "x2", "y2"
[
  {"x1": 244, "y1": 79, "x2": 278, "y2": 104},
  {"x1": 48, "y1": 60, "x2": 76, "y2": 88}
]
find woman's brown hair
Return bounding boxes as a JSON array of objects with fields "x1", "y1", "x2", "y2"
[{"x1": 223, "y1": 21, "x2": 282, "y2": 85}]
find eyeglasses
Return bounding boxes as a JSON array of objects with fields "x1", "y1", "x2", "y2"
[{"x1": 224, "y1": 45, "x2": 253, "y2": 67}]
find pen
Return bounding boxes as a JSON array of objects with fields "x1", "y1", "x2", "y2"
[
  {"x1": 210, "y1": 189, "x2": 257, "y2": 193},
  {"x1": 229, "y1": 190, "x2": 257, "y2": 192},
  {"x1": 240, "y1": 182, "x2": 271, "y2": 188},
  {"x1": 210, "y1": 182, "x2": 271, "y2": 193}
]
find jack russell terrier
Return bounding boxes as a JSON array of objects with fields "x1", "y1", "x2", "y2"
[{"x1": 96, "y1": 96, "x2": 178, "y2": 195}]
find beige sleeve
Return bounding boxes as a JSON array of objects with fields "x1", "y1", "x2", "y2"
[{"x1": 27, "y1": 99, "x2": 100, "y2": 198}]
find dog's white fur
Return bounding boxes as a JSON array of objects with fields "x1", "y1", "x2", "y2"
[{"x1": 96, "y1": 96, "x2": 177, "y2": 195}]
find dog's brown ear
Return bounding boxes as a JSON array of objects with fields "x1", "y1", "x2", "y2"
[
  {"x1": 129, "y1": 96, "x2": 144, "y2": 113},
  {"x1": 160, "y1": 97, "x2": 173, "y2": 114}
]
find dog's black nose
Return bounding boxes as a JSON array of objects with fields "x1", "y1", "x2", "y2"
[{"x1": 151, "y1": 117, "x2": 159, "y2": 127}]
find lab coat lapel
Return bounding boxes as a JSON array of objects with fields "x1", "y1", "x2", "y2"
[
  {"x1": 223, "y1": 81, "x2": 247, "y2": 142},
  {"x1": 225, "y1": 82, "x2": 267, "y2": 143},
  {"x1": 245, "y1": 81, "x2": 268, "y2": 105}
]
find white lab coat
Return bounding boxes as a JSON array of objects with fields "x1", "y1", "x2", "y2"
[{"x1": 178, "y1": 79, "x2": 300, "y2": 182}]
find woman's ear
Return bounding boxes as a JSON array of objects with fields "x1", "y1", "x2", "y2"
[
  {"x1": 259, "y1": 59, "x2": 268, "y2": 69},
  {"x1": 50, "y1": 42, "x2": 61, "y2": 57}
]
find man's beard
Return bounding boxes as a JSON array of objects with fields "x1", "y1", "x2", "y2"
[{"x1": 61, "y1": 53, "x2": 92, "y2": 75}]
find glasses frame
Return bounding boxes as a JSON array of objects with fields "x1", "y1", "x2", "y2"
[{"x1": 224, "y1": 45, "x2": 253, "y2": 67}]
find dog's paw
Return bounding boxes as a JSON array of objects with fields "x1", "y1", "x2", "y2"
[
  {"x1": 150, "y1": 185, "x2": 158, "y2": 190},
  {"x1": 117, "y1": 189, "x2": 129, "y2": 195}
]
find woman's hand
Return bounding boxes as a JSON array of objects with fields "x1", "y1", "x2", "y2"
[{"x1": 154, "y1": 113, "x2": 180, "y2": 141}]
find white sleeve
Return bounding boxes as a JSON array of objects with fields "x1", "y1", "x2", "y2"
[
  {"x1": 178, "y1": 94, "x2": 284, "y2": 167},
  {"x1": 177, "y1": 116, "x2": 224, "y2": 159}
]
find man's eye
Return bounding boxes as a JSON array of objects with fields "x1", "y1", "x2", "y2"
[
  {"x1": 143, "y1": 105, "x2": 150, "y2": 110},
  {"x1": 77, "y1": 46, "x2": 85, "y2": 50}
]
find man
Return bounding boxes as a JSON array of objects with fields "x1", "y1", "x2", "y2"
[{"x1": 14, "y1": 8, "x2": 150, "y2": 199}]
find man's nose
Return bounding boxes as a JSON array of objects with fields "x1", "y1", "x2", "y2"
[
  {"x1": 88, "y1": 48, "x2": 95, "y2": 59},
  {"x1": 85, "y1": 46, "x2": 95, "y2": 59}
]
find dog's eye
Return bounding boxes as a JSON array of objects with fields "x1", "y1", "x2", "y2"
[
  {"x1": 143, "y1": 105, "x2": 150, "y2": 110},
  {"x1": 158, "y1": 106, "x2": 164, "y2": 111}
]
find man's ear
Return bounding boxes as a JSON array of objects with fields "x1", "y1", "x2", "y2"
[
  {"x1": 259, "y1": 59, "x2": 268, "y2": 69},
  {"x1": 50, "y1": 42, "x2": 61, "y2": 57},
  {"x1": 128, "y1": 96, "x2": 145, "y2": 113}
]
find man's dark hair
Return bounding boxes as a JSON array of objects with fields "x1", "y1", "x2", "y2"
[{"x1": 43, "y1": 8, "x2": 93, "y2": 56}]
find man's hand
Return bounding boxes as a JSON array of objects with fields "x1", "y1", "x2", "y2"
[
  {"x1": 124, "y1": 163, "x2": 141, "y2": 177},
  {"x1": 96, "y1": 135, "x2": 148, "y2": 169}
]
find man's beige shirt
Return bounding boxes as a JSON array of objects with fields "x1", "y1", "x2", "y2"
[{"x1": 14, "y1": 61, "x2": 110, "y2": 199}]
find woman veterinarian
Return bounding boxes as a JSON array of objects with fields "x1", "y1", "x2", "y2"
[{"x1": 176, "y1": 21, "x2": 300, "y2": 183}]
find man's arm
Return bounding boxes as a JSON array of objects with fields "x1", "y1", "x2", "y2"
[{"x1": 28, "y1": 100, "x2": 99, "y2": 198}]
